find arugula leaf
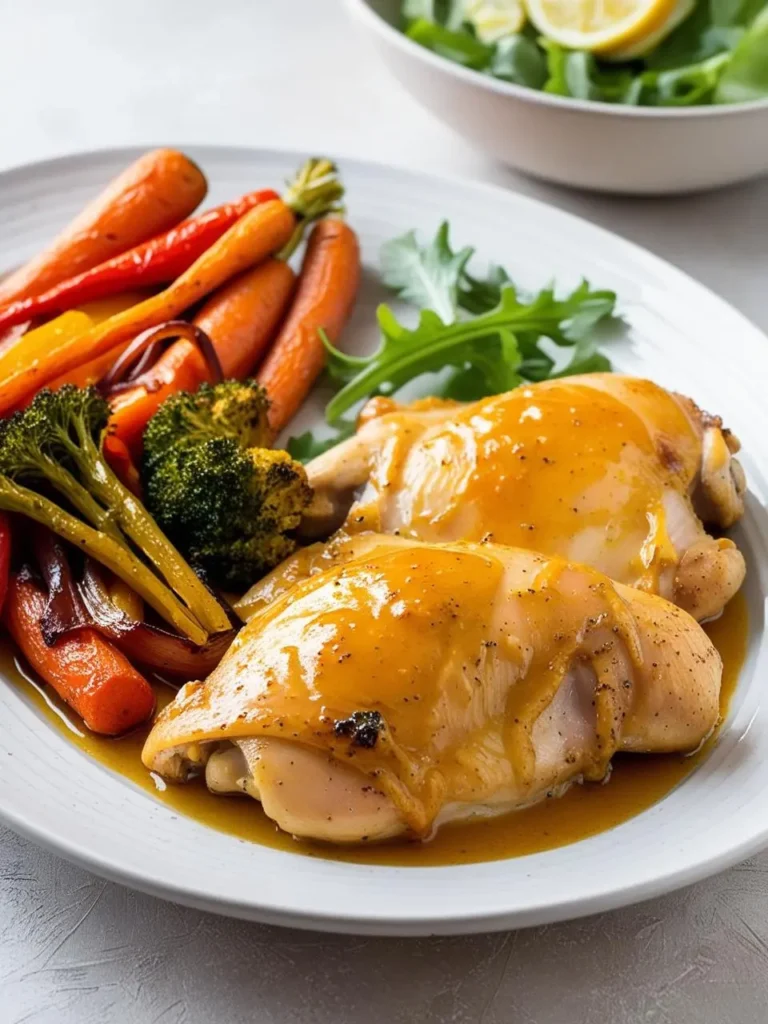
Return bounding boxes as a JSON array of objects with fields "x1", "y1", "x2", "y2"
[
  {"x1": 459, "y1": 264, "x2": 512, "y2": 314},
  {"x1": 406, "y1": 19, "x2": 494, "y2": 68},
  {"x1": 715, "y1": 4, "x2": 768, "y2": 101},
  {"x1": 489, "y1": 35, "x2": 548, "y2": 87},
  {"x1": 287, "y1": 420, "x2": 357, "y2": 463},
  {"x1": 642, "y1": 52, "x2": 730, "y2": 105},
  {"x1": 552, "y1": 336, "x2": 612, "y2": 377},
  {"x1": 402, "y1": 0, "x2": 466, "y2": 29},
  {"x1": 543, "y1": 43, "x2": 642, "y2": 103},
  {"x1": 323, "y1": 283, "x2": 615, "y2": 423},
  {"x1": 641, "y1": 0, "x2": 760, "y2": 69},
  {"x1": 380, "y1": 222, "x2": 474, "y2": 324}
]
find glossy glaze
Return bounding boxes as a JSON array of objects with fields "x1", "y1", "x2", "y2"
[
  {"x1": 0, "y1": 590, "x2": 746, "y2": 865},
  {"x1": 349, "y1": 377, "x2": 705, "y2": 593},
  {"x1": 148, "y1": 538, "x2": 716, "y2": 836}
]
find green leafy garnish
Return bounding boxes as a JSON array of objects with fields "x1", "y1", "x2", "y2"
[
  {"x1": 287, "y1": 420, "x2": 357, "y2": 463},
  {"x1": 380, "y1": 222, "x2": 473, "y2": 323},
  {"x1": 488, "y1": 35, "x2": 548, "y2": 88},
  {"x1": 402, "y1": 0, "x2": 465, "y2": 29},
  {"x1": 406, "y1": 18, "x2": 493, "y2": 68},
  {"x1": 715, "y1": 4, "x2": 768, "y2": 101},
  {"x1": 543, "y1": 43, "x2": 642, "y2": 103},
  {"x1": 322, "y1": 281, "x2": 616, "y2": 423}
]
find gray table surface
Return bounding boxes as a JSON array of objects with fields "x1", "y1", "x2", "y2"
[{"x1": 2, "y1": 2, "x2": 767, "y2": 1021}]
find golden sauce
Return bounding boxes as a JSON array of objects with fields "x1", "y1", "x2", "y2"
[
  {"x1": 355, "y1": 376, "x2": 703, "y2": 593},
  {"x1": 0, "y1": 590, "x2": 748, "y2": 866}
]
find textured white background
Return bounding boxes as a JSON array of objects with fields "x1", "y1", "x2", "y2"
[{"x1": 1, "y1": 1, "x2": 768, "y2": 1022}]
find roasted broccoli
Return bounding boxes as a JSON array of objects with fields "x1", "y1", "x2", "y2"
[
  {"x1": 143, "y1": 380, "x2": 273, "y2": 476},
  {"x1": 0, "y1": 385, "x2": 232, "y2": 644},
  {"x1": 143, "y1": 381, "x2": 312, "y2": 589}
]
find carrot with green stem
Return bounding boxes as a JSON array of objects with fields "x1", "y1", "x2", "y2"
[
  {"x1": 108, "y1": 260, "x2": 295, "y2": 455},
  {"x1": 106, "y1": 158, "x2": 344, "y2": 454},
  {"x1": 257, "y1": 217, "x2": 361, "y2": 434},
  {"x1": 0, "y1": 200, "x2": 293, "y2": 416},
  {"x1": 0, "y1": 187, "x2": 280, "y2": 333},
  {"x1": 0, "y1": 149, "x2": 207, "y2": 307},
  {"x1": 0, "y1": 160, "x2": 344, "y2": 418}
]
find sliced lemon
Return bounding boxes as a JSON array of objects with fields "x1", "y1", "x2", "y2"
[
  {"x1": 464, "y1": 0, "x2": 527, "y2": 43},
  {"x1": 603, "y1": 0, "x2": 694, "y2": 59},
  {"x1": 525, "y1": 0, "x2": 681, "y2": 56}
]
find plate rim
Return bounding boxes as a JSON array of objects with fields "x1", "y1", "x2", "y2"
[{"x1": 0, "y1": 142, "x2": 766, "y2": 936}]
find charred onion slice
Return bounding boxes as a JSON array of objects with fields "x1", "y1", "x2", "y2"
[
  {"x1": 35, "y1": 532, "x2": 234, "y2": 679},
  {"x1": 101, "y1": 320, "x2": 223, "y2": 395}
]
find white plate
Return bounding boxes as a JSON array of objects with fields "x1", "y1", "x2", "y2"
[{"x1": 0, "y1": 146, "x2": 767, "y2": 936}]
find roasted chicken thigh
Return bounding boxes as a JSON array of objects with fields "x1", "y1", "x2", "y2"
[
  {"x1": 144, "y1": 536, "x2": 722, "y2": 844},
  {"x1": 302, "y1": 375, "x2": 746, "y2": 621}
]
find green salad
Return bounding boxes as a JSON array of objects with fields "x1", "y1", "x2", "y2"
[{"x1": 401, "y1": 0, "x2": 768, "y2": 106}]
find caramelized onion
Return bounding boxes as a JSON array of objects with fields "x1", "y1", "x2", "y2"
[
  {"x1": 35, "y1": 531, "x2": 235, "y2": 679},
  {"x1": 100, "y1": 320, "x2": 223, "y2": 396},
  {"x1": 78, "y1": 562, "x2": 235, "y2": 678}
]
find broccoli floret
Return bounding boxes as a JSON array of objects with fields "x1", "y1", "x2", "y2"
[
  {"x1": 143, "y1": 379, "x2": 272, "y2": 476},
  {"x1": 145, "y1": 436, "x2": 312, "y2": 589},
  {"x1": 143, "y1": 380, "x2": 312, "y2": 590},
  {"x1": 0, "y1": 385, "x2": 232, "y2": 644}
]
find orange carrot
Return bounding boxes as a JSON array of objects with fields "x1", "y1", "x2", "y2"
[
  {"x1": 257, "y1": 218, "x2": 360, "y2": 433},
  {"x1": 193, "y1": 258, "x2": 296, "y2": 378},
  {"x1": 0, "y1": 149, "x2": 207, "y2": 306},
  {"x1": 108, "y1": 259, "x2": 296, "y2": 456},
  {"x1": 0, "y1": 199, "x2": 296, "y2": 416},
  {"x1": 3, "y1": 572, "x2": 156, "y2": 735},
  {"x1": 103, "y1": 434, "x2": 143, "y2": 497},
  {"x1": 46, "y1": 344, "x2": 130, "y2": 393}
]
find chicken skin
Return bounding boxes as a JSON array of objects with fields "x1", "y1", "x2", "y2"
[
  {"x1": 144, "y1": 536, "x2": 722, "y2": 844},
  {"x1": 302, "y1": 375, "x2": 746, "y2": 621}
]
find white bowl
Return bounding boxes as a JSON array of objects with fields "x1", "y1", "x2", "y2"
[{"x1": 346, "y1": 0, "x2": 768, "y2": 195}]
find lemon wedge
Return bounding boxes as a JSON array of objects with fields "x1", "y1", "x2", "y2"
[
  {"x1": 604, "y1": 0, "x2": 694, "y2": 59},
  {"x1": 525, "y1": 0, "x2": 682, "y2": 56},
  {"x1": 464, "y1": 0, "x2": 527, "y2": 43}
]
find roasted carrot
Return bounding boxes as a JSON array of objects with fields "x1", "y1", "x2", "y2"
[
  {"x1": 0, "y1": 322, "x2": 32, "y2": 358},
  {"x1": 103, "y1": 434, "x2": 143, "y2": 498},
  {"x1": 257, "y1": 218, "x2": 361, "y2": 433},
  {"x1": 108, "y1": 259, "x2": 296, "y2": 455},
  {"x1": 3, "y1": 572, "x2": 155, "y2": 735},
  {"x1": 41, "y1": 293, "x2": 152, "y2": 395},
  {"x1": 193, "y1": 258, "x2": 297, "y2": 378},
  {"x1": 0, "y1": 514, "x2": 10, "y2": 615},
  {"x1": 104, "y1": 159, "x2": 346, "y2": 453},
  {"x1": 0, "y1": 188, "x2": 279, "y2": 333},
  {"x1": 0, "y1": 149, "x2": 207, "y2": 307},
  {"x1": 0, "y1": 199, "x2": 296, "y2": 416}
]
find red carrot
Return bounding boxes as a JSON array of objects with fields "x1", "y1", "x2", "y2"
[
  {"x1": 0, "y1": 149, "x2": 208, "y2": 307},
  {"x1": 0, "y1": 189, "x2": 279, "y2": 333}
]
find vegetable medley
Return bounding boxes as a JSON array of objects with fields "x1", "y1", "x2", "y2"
[
  {"x1": 0, "y1": 147, "x2": 615, "y2": 740},
  {"x1": 402, "y1": 0, "x2": 768, "y2": 106}
]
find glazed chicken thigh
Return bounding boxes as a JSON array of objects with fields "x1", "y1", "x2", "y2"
[
  {"x1": 302, "y1": 375, "x2": 746, "y2": 621},
  {"x1": 144, "y1": 536, "x2": 722, "y2": 844}
]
